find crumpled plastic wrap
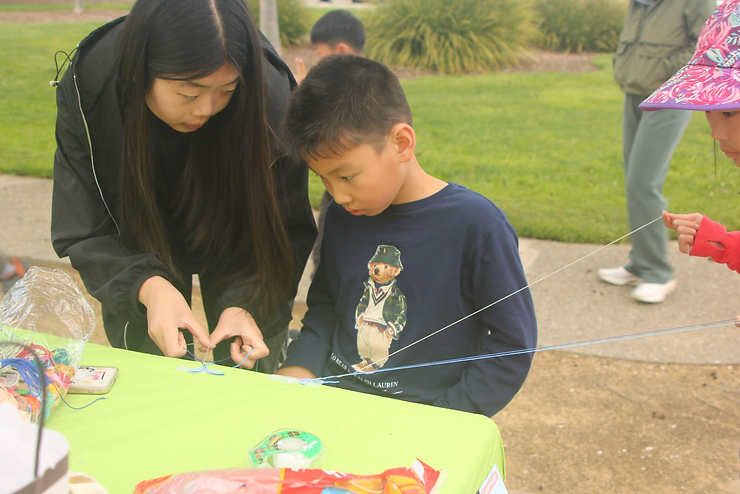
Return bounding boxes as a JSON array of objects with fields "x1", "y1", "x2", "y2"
[{"x1": 0, "y1": 266, "x2": 97, "y2": 423}]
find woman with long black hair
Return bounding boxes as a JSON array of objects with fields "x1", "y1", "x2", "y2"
[{"x1": 51, "y1": 0, "x2": 316, "y2": 372}]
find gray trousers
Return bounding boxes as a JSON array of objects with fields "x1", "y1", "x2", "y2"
[{"x1": 622, "y1": 93, "x2": 691, "y2": 284}]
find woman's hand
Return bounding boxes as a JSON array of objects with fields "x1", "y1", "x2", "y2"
[
  {"x1": 662, "y1": 211, "x2": 704, "y2": 254},
  {"x1": 209, "y1": 307, "x2": 269, "y2": 369},
  {"x1": 138, "y1": 276, "x2": 212, "y2": 358},
  {"x1": 275, "y1": 365, "x2": 317, "y2": 379}
]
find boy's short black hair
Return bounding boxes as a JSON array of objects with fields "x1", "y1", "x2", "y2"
[
  {"x1": 310, "y1": 10, "x2": 366, "y2": 55},
  {"x1": 282, "y1": 54, "x2": 412, "y2": 162}
]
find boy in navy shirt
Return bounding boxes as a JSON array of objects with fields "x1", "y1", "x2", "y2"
[{"x1": 277, "y1": 55, "x2": 537, "y2": 417}]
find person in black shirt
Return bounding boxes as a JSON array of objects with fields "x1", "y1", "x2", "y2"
[{"x1": 51, "y1": 0, "x2": 316, "y2": 372}]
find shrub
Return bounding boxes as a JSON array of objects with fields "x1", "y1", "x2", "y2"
[
  {"x1": 364, "y1": 0, "x2": 538, "y2": 75},
  {"x1": 247, "y1": 0, "x2": 311, "y2": 48},
  {"x1": 533, "y1": 0, "x2": 627, "y2": 53}
]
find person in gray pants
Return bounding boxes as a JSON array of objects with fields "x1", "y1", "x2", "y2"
[{"x1": 598, "y1": 0, "x2": 713, "y2": 303}]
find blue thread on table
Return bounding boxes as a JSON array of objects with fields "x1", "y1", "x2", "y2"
[
  {"x1": 50, "y1": 380, "x2": 107, "y2": 410},
  {"x1": 183, "y1": 347, "x2": 254, "y2": 375}
]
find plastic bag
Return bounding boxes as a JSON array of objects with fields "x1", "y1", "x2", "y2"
[
  {"x1": 134, "y1": 459, "x2": 445, "y2": 494},
  {"x1": 0, "y1": 267, "x2": 96, "y2": 423}
]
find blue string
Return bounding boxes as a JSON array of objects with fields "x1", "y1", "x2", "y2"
[
  {"x1": 183, "y1": 347, "x2": 254, "y2": 375},
  {"x1": 300, "y1": 378, "x2": 339, "y2": 385},
  {"x1": 187, "y1": 353, "x2": 233, "y2": 365},
  {"x1": 231, "y1": 349, "x2": 254, "y2": 369},
  {"x1": 49, "y1": 380, "x2": 107, "y2": 410},
  {"x1": 1, "y1": 357, "x2": 46, "y2": 397},
  {"x1": 1, "y1": 358, "x2": 107, "y2": 409},
  {"x1": 0, "y1": 342, "x2": 47, "y2": 479},
  {"x1": 320, "y1": 318, "x2": 737, "y2": 381}
]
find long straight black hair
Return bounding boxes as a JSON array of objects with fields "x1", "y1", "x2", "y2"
[{"x1": 117, "y1": 0, "x2": 294, "y2": 319}]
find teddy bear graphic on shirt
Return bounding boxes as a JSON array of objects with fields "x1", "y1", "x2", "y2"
[{"x1": 352, "y1": 245, "x2": 407, "y2": 372}]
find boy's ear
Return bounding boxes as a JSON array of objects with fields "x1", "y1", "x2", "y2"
[
  {"x1": 391, "y1": 123, "x2": 416, "y2": 163},
  {"x1": 334, "y1": 43, "x2": 354, "y2": 55}
]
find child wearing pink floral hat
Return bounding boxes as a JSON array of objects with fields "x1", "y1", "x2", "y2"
[{"x1": 641, "y1": 0, "x2": 740, "y2": 324}]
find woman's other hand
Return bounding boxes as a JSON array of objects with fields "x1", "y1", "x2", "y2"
[{"x1": 209, "y1": 307, "x2": 269, "y2": 369}]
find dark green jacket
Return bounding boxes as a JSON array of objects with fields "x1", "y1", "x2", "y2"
[{"x1": 614, "y1": 0, "x2": 714, "y2": 96}]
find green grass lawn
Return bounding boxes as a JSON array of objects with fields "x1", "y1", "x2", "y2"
[
  {"x1": 2, "y1": 22, "x2": 738, "y2": 243},
  {"x1": 398, "y1": 55, "x2": 738, "y2": 243}
]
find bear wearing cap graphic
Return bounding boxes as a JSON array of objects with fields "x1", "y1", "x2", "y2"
[{"x1": 353, "y1": 245, "x2": 407, "y2": 372}]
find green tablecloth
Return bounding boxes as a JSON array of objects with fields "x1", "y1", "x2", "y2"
[{"x1": 47, "y1": 344, "x2": 505, "y2": 493}]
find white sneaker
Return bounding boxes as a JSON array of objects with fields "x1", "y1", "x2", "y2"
[
  {"x1": 598, "y1": 266, "x2": 642, "y2": 286},
  {"x1": 630, "y1": 280, "x2": 677, "y2": 304}
]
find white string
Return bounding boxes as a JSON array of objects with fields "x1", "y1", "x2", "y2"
[
  {"x1": 322, "y1": 319, "x2": 736, "y2": 381},
  {"x1": 348, "y1": 216, "x2": 664, "y2": 377}
]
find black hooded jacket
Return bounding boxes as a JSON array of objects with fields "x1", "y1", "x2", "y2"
[{"x1": 51, "y1": 17, "x2": 317, "y2": 348}]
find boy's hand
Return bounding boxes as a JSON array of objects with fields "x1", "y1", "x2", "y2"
[
  {"x1": 275, "y1": 365, "x2": 317, "y2": 379},
  {"x1": 209, "y1": 307, "x2": 269, "y2": 369},
  {"x1": 662, "y1": 211, "x2": 703, "y2": 254},
  {"x1": 138, "y1": 276, "x2": 212, "y2": 358},
  {"x1": 294, "y1": 57, "x2": 307, "y2": 84}
]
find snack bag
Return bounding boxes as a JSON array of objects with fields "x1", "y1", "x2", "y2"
[
  {"x1": 0, "y1": 267, "x2": 96, "y2": 423},
  {"x1": 134, "y1": 459, "x2": 445, "y2": 494}
]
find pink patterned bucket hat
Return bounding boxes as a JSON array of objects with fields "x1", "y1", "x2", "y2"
[{"x1": 641, "y1": 0, "x2": 740, "y2": 111}]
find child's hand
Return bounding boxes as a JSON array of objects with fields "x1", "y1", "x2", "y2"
[
  {"x1": 294, "y1": 57, "x2": 307, "y2": 84},
  {"x1": 209, "y1": 307, "x2": 269, "y2": 369},
  {"x1": 275, "y1": 365, "x2": 317, "y2": 379},
  {"x1": 662, "y1": 211, "x2": 703, "y2": 254},
  {"x1": 138, "y1": 276, "x2": 213, "y2": 358}
]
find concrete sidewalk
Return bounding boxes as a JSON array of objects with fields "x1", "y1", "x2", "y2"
[{"x1": 2, "y1": 173, "x2": 739, "y2": 365}]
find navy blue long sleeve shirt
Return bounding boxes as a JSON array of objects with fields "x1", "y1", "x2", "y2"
[{"x1": 282, "y1": 183, "x2": 537, "y2": 416}]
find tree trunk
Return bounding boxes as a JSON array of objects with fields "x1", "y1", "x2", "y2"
[
  {"x1": 73, "y1": 0, "x2": 84, "y2": 13},
  {"x1": 259, "y1": 0, "x2": 282, "y2": 56}
]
